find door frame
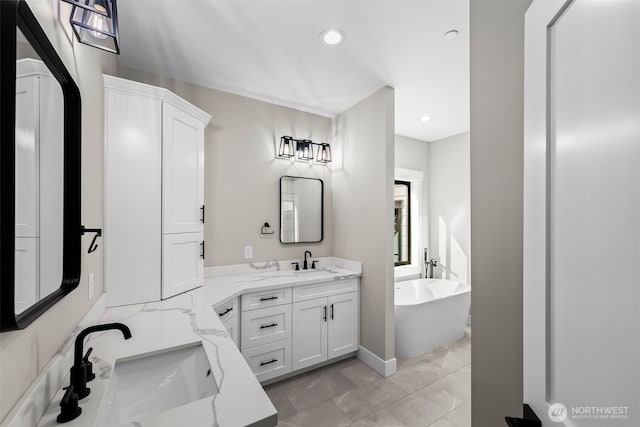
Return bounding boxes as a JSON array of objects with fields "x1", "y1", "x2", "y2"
[{"x1": 523, "y1": 0, "x2": 572, "y2": 421}]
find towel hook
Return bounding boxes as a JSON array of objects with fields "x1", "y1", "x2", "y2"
[{"x1": 80, "y1": 226, "x2": 102, "y2": 254}]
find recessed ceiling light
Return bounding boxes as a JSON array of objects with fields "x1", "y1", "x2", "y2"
[
  {"x1": 444, "y1": 30, "x2": 459, "y2": 40},
  {"x1": 419, "y1": 115, "x2": 433, "y2": 123},
  {"x1": 320, "y1": 29, "x2": 345, "y2": 46}
]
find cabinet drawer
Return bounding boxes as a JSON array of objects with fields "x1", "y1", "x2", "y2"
[
  {"x1": 242, "y1": 287, "x2": 292, "y2": 311},
  {"x1": 213, "y1": 297, "x2": 238, "y2": 322},
  {"x1": 241, "y1": 305, "x2": 292, "y2": 349},
  {"x1": 242, "y1": 339, "x2": 292, "y2": 382},
  {"x1": 292, "y1": 279, "x2": 358, "y2": 302}
]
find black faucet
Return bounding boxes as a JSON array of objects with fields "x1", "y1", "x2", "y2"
[
  {"x1": 70, "y1": 323, "x2": 131, "y2": 399},
  {"x1": 303, "y1": 250, "x2": 312, "y2": 270}
]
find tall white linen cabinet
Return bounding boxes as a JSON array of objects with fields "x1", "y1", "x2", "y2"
[{"x1": 104, "y1": 75, "x2": 212, "y2": 307}]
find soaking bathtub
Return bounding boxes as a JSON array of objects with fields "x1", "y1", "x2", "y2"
[{"x1": 394, "y1": 278, "x2": 471, "y2": 358}]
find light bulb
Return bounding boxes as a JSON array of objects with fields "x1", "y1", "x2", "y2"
[{"x1": 88, "y1": 4, "x2": 109, "y2": 39}]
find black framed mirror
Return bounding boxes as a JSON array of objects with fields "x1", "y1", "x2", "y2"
[
  {"x1": 279, "y1": 176, "x2": 323, "y2": 244},
  {"x1": 1, "y1": 0, "x2": 82, "y2": 331}
]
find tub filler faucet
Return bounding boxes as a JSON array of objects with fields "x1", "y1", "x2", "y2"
[{"x1": 424, "y1": 248, "x2": 438, "y2": 279}]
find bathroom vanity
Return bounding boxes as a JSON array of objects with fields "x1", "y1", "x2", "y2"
[{"x1": 26, "y1": 258, "x2": 360, "y2": 427}]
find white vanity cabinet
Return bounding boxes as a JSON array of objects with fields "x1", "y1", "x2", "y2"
[
  {"x1": 240, "y1": 288, "x2": 294, "y2": 382},
  {"x1": 104, "y1": 75, "x2": 211, "y2": 307},
  {"x1": 292, "y1": 290, "x2": 359, "y2": 370},
  {"x1": 240, "y1": 278, "x2": 359, "y2": 382},
  {"x1": 214, "y1": 297, "x2": 240, "y2": 347}
]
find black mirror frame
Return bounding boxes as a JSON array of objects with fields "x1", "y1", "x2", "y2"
[
  {"x1": 1, "y1": 0, "x2": 82, "y2": 332},
  {"x1": 279, "y1": 176, "x2": 324, "y2": 244}
]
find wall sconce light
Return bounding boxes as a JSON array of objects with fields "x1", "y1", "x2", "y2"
[
  {"x1": 315, "y1": 143, "x2": 332, "y2": 164},
  {"x1": 277, "y1": 136, "x2": 332, "y2": 164},
  {"x1": 278, "y1": 136, "x2": 295, "y2": 158},
  {"x1": 63, "y1": 0, "x2": 120, "y2": 54},
  {"x1": 297, "y1": 139, "x2": 314, "y2": 161}
]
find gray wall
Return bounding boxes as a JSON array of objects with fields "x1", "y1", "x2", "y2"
[
  {"x1": 470, "y1": 0, "x2": 531, "y2": 425},
  {"x1": 429, "y1": 132, "x2": 470, "y2": 284},
  {"x1": 333, "y1": 87, "x2": 396, "y2": 361},
  {"x1": 0, "y1": 0, "x2": 117, "y2": 421},
  {"x1": 116, "y1": 66, "x2": 333, "y2": 267}
]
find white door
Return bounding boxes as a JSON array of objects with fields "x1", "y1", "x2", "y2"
[
  {"x1": 15, "y1": 76, "x2": 38, "y2": 238},
  {"x1": 292, "y1": 298, "x2": 327, "y2": 370},
  {"x1": 37, "y1": 76, "x2": 64, "y2": 298},
  {"x1": 104, "y1": 89, "x2": 162, "y2": 306},
  {"x1": 162, "y1": 232, "x2": 203, "y2": 299},
  {"x1": 327, "y1": 292, "x2": 359, "y2": 359},
  {"x1": 524, "y1": 1, "x2": 639, "y2": 425},
  {"x1": 162, "y1": 103, "x2": 204, "y2": 234}
]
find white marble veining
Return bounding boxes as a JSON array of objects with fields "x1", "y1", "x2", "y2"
[{"x1": 30, "y1": 258, "x2": 361, "y2": 427}]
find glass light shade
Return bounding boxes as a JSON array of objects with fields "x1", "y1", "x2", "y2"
[
  {"x1": 278, "y1": 136, "x2": 295, "y2": 158},
  {"x1": 315, "y1": 143, "x2": 332, "y2": 163},
  {"x1": 297, "y1": 140, "x2": 314, "y2": 161},
  {"x1": 62, "y1": 0, "x2": 111, "y2": 17},
  {"x1": 69, "y1": 0, "x2": 120, "y2": 54}
]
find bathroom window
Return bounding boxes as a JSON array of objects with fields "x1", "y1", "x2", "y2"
[{"x1": 394, "y1": 181, "x2": 411, "y2": 266}]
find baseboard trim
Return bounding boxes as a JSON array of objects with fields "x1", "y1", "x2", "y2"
[{"x1": 357, "y1": 346, "x2": 397, "y2": 377}]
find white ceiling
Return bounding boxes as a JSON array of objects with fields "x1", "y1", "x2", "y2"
[{"x1": 118, "y1": 0, "x2": 469, "y2": 142}]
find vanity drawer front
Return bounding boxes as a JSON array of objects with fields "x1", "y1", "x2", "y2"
[
  {"x1": 242, "y1": 287, "x2": 292, "y2": 311},
  {"x1": 213, "y1": 297, "x2": 238, "y2": 322},
  {"x1": 242, "y1": 338, "x2": 292, "y2": 382},
  {"x1": 241, "y1": 305, "x2": 292, "y2": 349},
  {"x1": 292, "y1": 279, "x2": 358, "y2": 302}
]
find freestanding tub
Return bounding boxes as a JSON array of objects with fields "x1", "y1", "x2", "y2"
[{"x1": 395, "y1": 279, "x2": 471, "y2": 358}]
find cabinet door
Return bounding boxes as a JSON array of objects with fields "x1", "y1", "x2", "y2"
[
  {"x1": 15, "y1": 76, "x2": 39, "y2": 238},
  {"x1": 162, "y1": 232, "x2": 203, "y2": 299},
  {"x1": 105, "y1": 89, "x2": 162, "y2": 306},
  {"x1": 162, "y1": 103, "x2": 204, "y2": 234},
  {"x1": 222, "y1": 314, "x2": 240, "y2": 348},
  {"x1": 14, "y1": 237, "x2": 38, "y2": 314},
  {"x1": 327, "y1": 292, "x2": 359, "y2": 359},
  {"x1": 292, "y1": 298, "x2": 327, "y2": 371}
]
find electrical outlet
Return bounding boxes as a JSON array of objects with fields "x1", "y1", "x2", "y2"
[
  {"x1": 244, "y1": 246, "x2": 253, "y2": 259},
  {"x1": 88, "y1": 273, "x2": 94, "y2": 300}
]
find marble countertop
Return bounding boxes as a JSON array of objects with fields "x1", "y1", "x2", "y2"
[{"x1": 36, "y1": 262, "x2": 361, "y2": 427}]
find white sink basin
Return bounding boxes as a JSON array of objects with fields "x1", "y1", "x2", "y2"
[{"x1": 97, "y1": 342, "x2": 218, "y2": 426}]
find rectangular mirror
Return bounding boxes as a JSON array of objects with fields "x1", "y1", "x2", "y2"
[
  {"x1": 280, "y1": 176, "x2": 323, "y2": 244},
  {"x1": 1, "y1": 0, "x2": 82, "y2": 332},
  {"x1": 15, "y1": 28, "x2": 64, "y2": 314}
]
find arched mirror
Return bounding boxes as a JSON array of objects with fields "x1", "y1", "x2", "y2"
[{"x1": 1, "y1": 0, "x2": 82, "y2": 331}]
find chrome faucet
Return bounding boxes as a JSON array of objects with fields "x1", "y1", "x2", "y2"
[{"x1": 424, "y1": 248, "x2": 438, "y2": 279}]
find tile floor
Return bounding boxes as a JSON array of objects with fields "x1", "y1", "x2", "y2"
[{"x1": 264, "y1": 335, "x2": 471, "y2": 427}]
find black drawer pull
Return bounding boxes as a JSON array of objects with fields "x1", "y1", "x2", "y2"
[
  {"x1": 330, "y1": 303, "x2": 334, "y2": 320},
  {"x1": 200, "y1": 241, "x2": 205, "y2": 259},
  {"x1": 260, "y1": 358, "x2": 278, "y2": 366},
  {"x1": 260, "y1": 323, "x2": 278, "y2": 329},
  {"x1": 323, "y1": 305, "x2": 327, "y2": 322},
  {"x1": 218, "y1": 307, "x2": 232, "y2": 317},
  {"x1": 259, "y1": 296, "x2": 278, "y2": 302},
  {"x1": 201, "y1": 205, "x2": 205, "y2": 223}
]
